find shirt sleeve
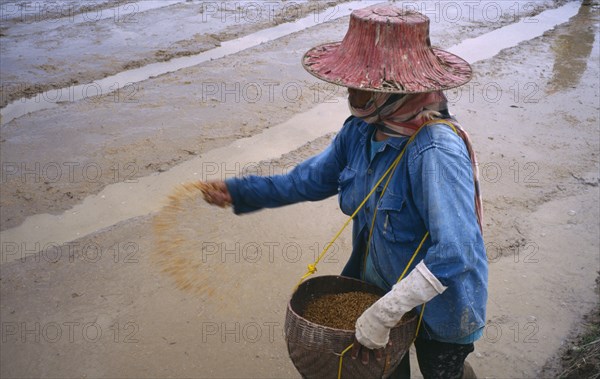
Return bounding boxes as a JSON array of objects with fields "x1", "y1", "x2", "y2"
[
  {"x1": 225, "y1": 128, "x2": 348, "y2": 215},
  {"x1": 408, "y1": 127, "x2": 485, "y2": 285}
]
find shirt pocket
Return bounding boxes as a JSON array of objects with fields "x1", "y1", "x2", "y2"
[
  {"x1": 377, "y1": 192, "x2": 419, "y2": 243},
  {"x1": 338, "y1": 166, "x2": 357, "y2": 216}
]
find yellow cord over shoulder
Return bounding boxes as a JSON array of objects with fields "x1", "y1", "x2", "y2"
[
  {"x1": 299, "y1": 120, "x2": 459, "y2": 379},
  {"x1": 293, "y1": 140, "x2": 411, "y2": 289}
]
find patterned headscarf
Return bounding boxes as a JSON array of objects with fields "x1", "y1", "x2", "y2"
[{"x1": 349, "y1": 92, "x2": 483, "y2": 232}]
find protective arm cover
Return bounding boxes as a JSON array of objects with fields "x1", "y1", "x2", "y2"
[{"x1": 355, "y1": 261, "x2": 446, "y2": 349}]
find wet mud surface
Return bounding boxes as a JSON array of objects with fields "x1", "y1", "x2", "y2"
[
  {"x1": 0, "y1": 0, "x2": 568, "y2": 230},
  {"x1": 0, "y1": 0, "x2": 351, "y2": 107},
  {"x1": 0, "y1": 1, "x2": 599, "y2": 378}
]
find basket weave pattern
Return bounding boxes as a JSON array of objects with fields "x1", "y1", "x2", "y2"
[{"x1": 285, "y1": 276, "x2": 418, "y2": 379}]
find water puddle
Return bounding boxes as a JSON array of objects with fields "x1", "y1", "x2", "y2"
[
  {"x1": 1, "y1": 1, "x2": 184, "y2": 35},
  {"x1": 0, "y1": 0, "x2": 371, "y2": 126},
  {"x1": 0, "y1": 1, "x2": 587, "y2": 263},
  {"x1": 546, "y1": 2, "x2": 598, "y2": 94},
  {"x1": 449, "y1": 1, "x2": 580, "y2": 63},
  {"x1": 1, "y1": 2, "x2": 580, "y2": 126},
  {"x1": 0, "y1": 99, "x2": 349, "y2": 264}
]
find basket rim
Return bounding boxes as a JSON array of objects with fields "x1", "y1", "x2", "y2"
[{"x1": 287, "y1": 275, "x2": 418, "y2": 333}]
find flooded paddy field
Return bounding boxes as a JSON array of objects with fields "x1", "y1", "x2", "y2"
[{"x1": 1, "y1": 1, "x2": 598, "y2": 378}]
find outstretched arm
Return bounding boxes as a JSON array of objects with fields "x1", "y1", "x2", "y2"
[
  {"x1": 202, "y1": 121, "x2": 352, "y2": 213},
  {"x1": 225, "y1": 140, "x2": 345, "y2": 214}
]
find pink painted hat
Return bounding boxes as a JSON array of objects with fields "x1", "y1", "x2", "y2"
[{"x1": 302, "y1": 5, "x2": 472, "y2": 93}]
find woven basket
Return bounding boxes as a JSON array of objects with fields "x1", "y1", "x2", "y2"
[{"x1": 284, "y1": 275, "x2": 418, "y2": 379}]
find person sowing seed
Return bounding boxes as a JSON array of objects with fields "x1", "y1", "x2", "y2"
[{"x1": 203, "y1": 5, "x2": 487, "y2": 379}]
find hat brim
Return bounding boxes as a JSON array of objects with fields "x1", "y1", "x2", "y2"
[{"x1": 302, "y1": 42, "x2": 472, "y2": 94}]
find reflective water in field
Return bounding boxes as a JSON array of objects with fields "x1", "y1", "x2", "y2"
[
  {"x1": 0, "y1": 1, "x2": 591, "y2": 258},
  {"x1": 0, "y1": 1, "x2": 579, "y2": 125}
]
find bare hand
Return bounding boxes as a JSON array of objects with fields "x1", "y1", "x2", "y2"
[
  {"x1": 198, "y1": 181, "x2": 232, "y2": 208},
  {"x1": 350, "y1": 336, "x2": 389, "y2": 365}
]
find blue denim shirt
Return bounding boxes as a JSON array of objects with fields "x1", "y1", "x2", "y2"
[{"x1": 226, "y1": 116, "x2": 488, "y2": 343}]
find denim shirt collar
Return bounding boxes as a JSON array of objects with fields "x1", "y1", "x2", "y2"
[{"x1": 356, "y1": 120, "x2": 408, "y2": 152}]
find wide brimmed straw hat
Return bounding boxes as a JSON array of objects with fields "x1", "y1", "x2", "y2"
[{"x1": 302, "y1": 5, "x2": 472, "y2": 94}]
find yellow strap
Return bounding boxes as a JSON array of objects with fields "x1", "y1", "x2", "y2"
[
  {"x1": 363, "y1": 119, "x2": 457, "y2": 269},
  {"x1": 336, "y1": 231, "x2": 429, "y2": 379},
  {"x1": 415, "y1": 303, "x2": 426, "y2": 339},
  {"x1": 298, "y1": 120, "x2": 459, "y2": 379},
  {"x1": 362, "y1": 151, "x2": 403, "y2": 270},
  {"x1": 337, "y1": 343, "x2": 354, "y2": 379},
  {"x1": 397, "y1": 232, "x2": 429, "y2": 283},
  {"x1": 296, "y1": 121, "x2": 434, "y2": 289},
  {"x1": 336, "y1": 302, "x2": 426, "y2": 379},
  {"x1": 293, "y1": 138, "x2": 409, "y2": 289},
  {"x1": 296, "y1": 118, "x2": 459, "y2": 288}
]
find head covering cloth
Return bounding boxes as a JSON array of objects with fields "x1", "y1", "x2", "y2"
[{"x1": 302, "y1": 5, "x2": 483, "y2": 231}]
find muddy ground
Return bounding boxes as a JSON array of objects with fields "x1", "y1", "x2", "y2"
[
  {"x1": 0, "y1": 0, "x2": 359, "y2": 107},
  {"x1": 0, "y1": 0, "x2": 565, "y2": 230},
  {"x1": 1, "y1": 1, "x2": 599, "y2": 378}
]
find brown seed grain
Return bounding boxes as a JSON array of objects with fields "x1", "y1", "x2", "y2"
[{"x1": 303, "y1": 291, "x2": 381, "y2": 330}]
